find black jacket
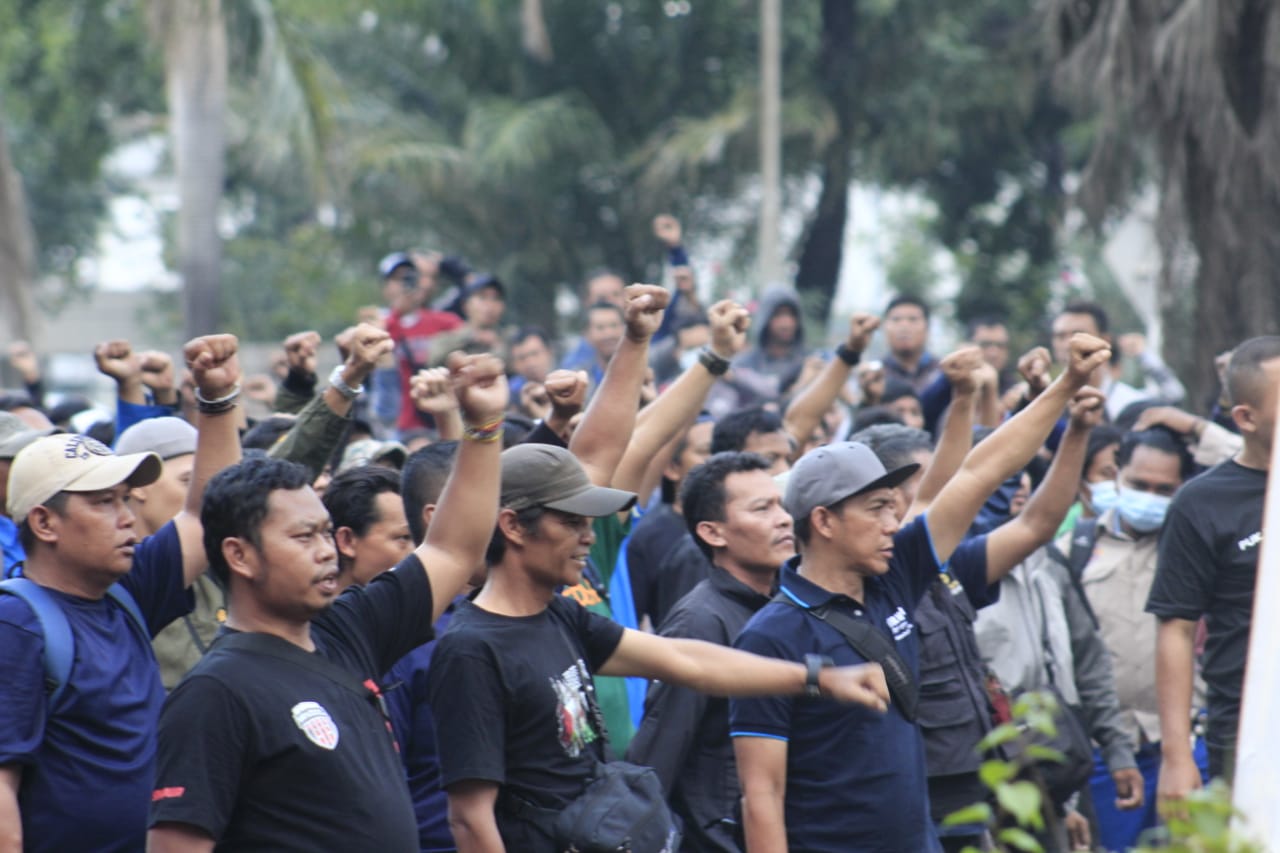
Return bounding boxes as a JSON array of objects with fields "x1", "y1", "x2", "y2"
[{"x1": 626, "y1": 567, "x2": 771, "y2": 853}]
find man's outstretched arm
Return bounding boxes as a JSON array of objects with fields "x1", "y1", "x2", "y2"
[{"x1": 416, "y1": 353, "x2": 507, "y2": 622}]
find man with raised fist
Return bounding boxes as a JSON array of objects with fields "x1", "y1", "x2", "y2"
[
  {"x1": 0, "y1": 334, "x2": 244, "y2": 853},
  {"x1": 148, "y1": 353, "x2": 509, "y2": 852}
]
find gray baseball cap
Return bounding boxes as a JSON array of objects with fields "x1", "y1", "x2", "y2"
[
  {"x1": 115, "y1": 417, "x2": 197, "y2": 460},
  {"x1": 783, "y1": 441, "x2": 920, "y2": 520},
  {"x1": 0, "y1": 412, "x2": 54, "y2": 460},
  {"x1": 501, "y1": 444, "x2": 636, "y2": 517}
]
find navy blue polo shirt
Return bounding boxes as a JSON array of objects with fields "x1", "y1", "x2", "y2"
[{"x1": 730, "y1": 515, "x2": 990, "y2": 853}]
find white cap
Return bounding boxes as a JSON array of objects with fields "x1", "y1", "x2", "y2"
[{"x1": 7, "y1": 434, "x2": 162, "y2": 521}]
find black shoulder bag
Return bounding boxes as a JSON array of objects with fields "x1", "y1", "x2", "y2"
[
  {"x1": 774, "y1": 593, "x2": 919, "y2": 721},
  {"x1": 498, "y1": 626, "x2": 682, "y2": 853}
]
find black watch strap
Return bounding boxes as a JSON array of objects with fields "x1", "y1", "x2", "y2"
[
  {"x1": 804, "y1": 653, "x2": 833, "y2": 698},
  {"x1": 699, "y1": 348, "x2": 731, "y2": 376},
  {"x1": 835, "y1": 343, "x2": 861, "y2": 366}
]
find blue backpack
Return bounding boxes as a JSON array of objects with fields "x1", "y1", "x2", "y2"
[{"x1": 0, "y1": 577, "x2": 148, "y2": 708}]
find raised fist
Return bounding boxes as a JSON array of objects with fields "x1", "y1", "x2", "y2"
[
  {"x1": 652, "y1": 214, "x2": 682, "y2": 247},
  {"x1": 183, "y1": 334, "x2": 241, "y2": 400},
  {"x1": 1016, "y1": 346, "x2": 1053, "y2": 399},
  {"x1": 283, "y1": 331, "x2": 322, "y2": 375},
  {"x1": 845, "y1": 313, "x2": 880, "y2": 355},
  {"x1": 6, "y1": 342, "x2": 40, "y2": 383},
  {"x1": 622, "y1": 284, "x2": 672, "y2": 343},
  {"x1": 94, "y1": 339, "x2": 141, "y2": 384},
  {"x1": 340, "y1": 323, "x2": 394, "y2": 378},
  {"x1": 1067, "y1": 386, "x2": 1106, "y2": 429},
  {"x1": 1065, "y1": 333, "x2": 1112, "y2": 387},
  {"x1": 708, "y1": 300, "x2": 750, "y2": 359},
  {"x1": 544, "y1": 369, "x2": 589, "y2": 420},
  {"x1": 411, "y1": 367, "x2": 459, "y2": 415},
  {"x1": 939, "y1": 346, "x2": 986, "y2": 396},
  {"x1": 447, "y1": 352, "x2": 508, "y2": 425}
]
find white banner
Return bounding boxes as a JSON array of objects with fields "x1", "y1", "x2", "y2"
[{"x1": 1232, "y1": 400, "x2": 1280, "y2": 849}]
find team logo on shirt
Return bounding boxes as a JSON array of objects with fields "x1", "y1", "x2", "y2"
[
  {"x1": 886, "y1": 606, "x2": 914, "y2": 641},
  {"x1": 291, "y1": 701, "x2": 340, "y2": 750},
  {"x1": 550, "y1": 660, "x2": 599, "y2": 758}
]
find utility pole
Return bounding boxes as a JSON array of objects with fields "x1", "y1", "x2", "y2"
[{"x1": 758, "y1": 0, "x2": 783, "y2": 291}]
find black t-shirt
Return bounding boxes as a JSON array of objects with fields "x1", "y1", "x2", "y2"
[
  {"x1": 625, "y1": 503, "x2": 693, "y2": 625},
  {"x1": 427, "y1": 596, "x2": 625, "y2": 815},
  {"x1": 1146, "y1": 460, "x2": 1266, "y2": 750},
  {"x1": 150, "y1": 555, "x2": 436, "y2": 850}
]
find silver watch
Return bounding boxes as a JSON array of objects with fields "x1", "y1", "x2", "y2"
[{"x1": 328, "y1": 365, "x2": 365, "y2": 400}]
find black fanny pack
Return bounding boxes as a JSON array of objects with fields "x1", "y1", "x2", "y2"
[{"x1": 500, "y1": 761, "x2": 681, "y2": 853}]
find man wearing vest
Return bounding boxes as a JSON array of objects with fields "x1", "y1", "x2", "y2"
[
  {"x1": 0, "y1": 335, "x2": 243, "y2": 853},
  {"x1": 730, "y1": 334, "x2": 1111, "y2": 852}
]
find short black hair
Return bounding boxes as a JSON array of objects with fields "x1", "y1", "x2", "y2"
[
  {"x1": 680, "y1": 452, "x2": 772, "y2": 559},
  {"x1": 1116, "y1": 427, "x2": 1194, "y2": 481},
  {"x1": 880, "y1": 380, "x2": 920, "y2": 406},
  {"x1": 401, "y1": 441, "x2": 458, "y2": 545},
  {"x1": 241, "y1": 416, "x2": 296, "y2": 451},
  {"x1": 322, "y1": 465, "x2": 402, "y2": 572},
  {"x1": 1226, "y1": 335, "x2": 1280, "y2": 408},
  {"x1": 17, "y1": 492, "x2": 69, "y2": 553},
  {"x1": 485, "y1": 505, "x2": 546, "y2": 566},
  {"x1": 850, "y1": 405, "x2": 905, "y2": 432},
  {"x1": 586, "y1": 300, "x2": 625, "y2": 325},
  {"x1": 1084, "y1": 424, "x2": 1124, "y2": 475},
  {"x1": 1058, "y1": 300, "x2": 1110, "y2": 335},
  {"x1": 966, "y1": 315, "x2": 1008, "y2": 338},
  {"x1": 202, "y1": 458, "x2": 312, "y2": 587},
  {"x1": 848, "y1": 424, "x2": 934, "y2": 471},
  {"x1": 885, "y1": 294, "x2": 930, "y2": 321},
  {"x1": 711, "y1": 406, "x2": 784, "y2": 455},
  {"x1": 793, "y1": 492, "x2": 856, "y2": 548},
  {"x1": 513, "y1": 326, "x2": 551, "y2": 349}
]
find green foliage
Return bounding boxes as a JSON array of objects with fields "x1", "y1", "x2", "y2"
[
  {"x1": 1133, "y1": 781, "x2": 1264, "y2": 853},
  {"x1": 0, "y1": 0, "x2": 161, "y2": 285}
]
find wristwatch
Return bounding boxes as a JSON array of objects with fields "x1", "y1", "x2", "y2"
[
  {"x1": 328, "y1": 365, "x2": 365, "y2": 400},
  {"x1": 803, "y1": 654, "x2": 833, "y2": 698},
  {"x1": 835, "y1": 343, "x2": 861, "y2": 366},
  {"x1": 698, "y1": 347, "x2": 731, "y2": 376}
]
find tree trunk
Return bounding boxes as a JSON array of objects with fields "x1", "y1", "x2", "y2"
[
  {"x1": 0, "y1": 115, "x2": 39, "y2": 347},
  {"x1": 1180, "y1": 134, "x2": 1280, "y2": 408},
  {"x1": 793, "y1": 0, "x2": 858, "y2": 322},
  {"x1": 161, "y1": 0, "x2": 228, "y2": 341}
]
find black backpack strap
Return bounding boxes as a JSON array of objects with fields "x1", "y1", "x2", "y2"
[
  {"x1": 1066, "y1": 516, "x2": 1100, "y2": 579},
  {"x1": 1045, "y1": 518, "x2": 1102, "y2": 630},
  {"x1": 774, "y1": 593, "x2": 919, "y2": 721}
]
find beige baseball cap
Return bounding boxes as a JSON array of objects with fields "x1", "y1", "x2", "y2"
[{"x1": 6, "y1": 434, "x2": 163, "y2": 521}]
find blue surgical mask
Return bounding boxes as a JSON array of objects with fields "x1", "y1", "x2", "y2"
[
  {"x1": 1116, "y1": 486, "x2": 1171, "y2": 534},
  {"x1": 1087, "y1": 479, "x2": 1119, "y2": 514}
]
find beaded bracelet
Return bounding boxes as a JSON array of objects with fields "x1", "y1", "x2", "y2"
[
  {"x1": 194, "y1": 383, "x2": 241, "y2": 416},
  {"x1": 463, "y1": 417, "x2": 504, "y2": 443}
]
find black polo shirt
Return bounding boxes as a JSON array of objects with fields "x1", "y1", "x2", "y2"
[
  {"x1": 150, "y1": 555, "x2": 436, "y2": 850},
  {"x1": 730, "y1": 515, "x2": 987, "y2": 853},
  {"x1": 627, "y1": 566, "x2": 772, "y2": 852}
]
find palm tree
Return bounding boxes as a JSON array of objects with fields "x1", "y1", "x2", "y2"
[
  {"x1": 0, "y1": 113, "x2": 39, "y2": 345},
  {"x1": 1046, "y1": 0, "x2": 1280, "y2": 401},
  {"x1": 150, "y1": 0, "x2": 229, "y2": 340}
]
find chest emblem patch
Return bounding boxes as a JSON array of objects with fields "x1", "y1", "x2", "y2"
[{"x1": 291, "y1": 701, "x2": 340, "y2": 750}]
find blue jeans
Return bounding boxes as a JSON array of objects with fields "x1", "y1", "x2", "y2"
[{"x1": 1090, "y1": 739, "x2": 1210, "y2": 852}]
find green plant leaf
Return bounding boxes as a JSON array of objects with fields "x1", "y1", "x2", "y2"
[
  {"x1": 995, "y1": 780, "x2": 1044, "y2": 830},
  {"x1": 977, "y1": 723, "x2": 1020, "y2": 752},
  {"x1": 997, "y1": 827, "x2": 1044, "y2": 852},
  {"x1": 1024, "y1": 745, "x2": 1066, "y2": 764},
  {"x1": 978, "y1": 759, "x2": 1016, "y2": 789},
  {"x1": 942, "y1": 802, "x2": 993, "y2": 827}
]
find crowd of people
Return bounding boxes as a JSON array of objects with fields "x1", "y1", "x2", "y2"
[{"x1": 0, "y1": 214, "x2": 1276, "y2": 853}]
